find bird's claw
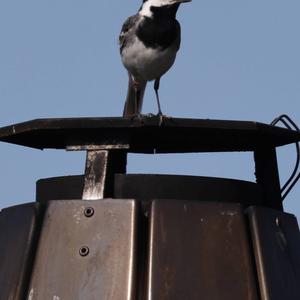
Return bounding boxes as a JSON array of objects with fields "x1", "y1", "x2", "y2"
[
  {"x1": 157, "y1": 113, "x2": 173, "y2": 126},
  {"x1": 125, "y1": 113, "x2": 143, "y2": 122},
  {"x1": 157, "y1": 112, "x2": 163, "y2": 126},
  {"x1": 142, "y1": 113, "x2": 156, "y2": 118},
  {"x1": 125, "y1": 112, "x2": 172, "y2": 126}
]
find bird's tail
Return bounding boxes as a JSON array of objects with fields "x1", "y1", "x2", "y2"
[{"x1": 123, "y1": 74, "x2": 147, "y2": 117}]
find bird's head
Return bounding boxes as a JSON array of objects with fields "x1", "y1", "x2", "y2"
[{"x1": 139, "y1": 0, "x2": 191, "y2": 18}]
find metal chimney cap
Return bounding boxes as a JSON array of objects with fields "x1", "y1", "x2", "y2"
[{"x1": 0, "y1": 116, "x2": 299, "y2": 153}]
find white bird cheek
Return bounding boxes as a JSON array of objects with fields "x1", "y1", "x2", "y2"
[{"x1": 139, "y1": 0, "x2": 174, "y2": 17}]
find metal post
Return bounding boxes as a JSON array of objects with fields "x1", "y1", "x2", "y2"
[
  {"x1": 82, "y1": 150, "x2": 127, "y2": 200},
  {"x1": 254, "y1": 147, "x2": 282, "y2": 210}
]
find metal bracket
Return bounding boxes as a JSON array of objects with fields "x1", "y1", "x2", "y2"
[
  {"x1": 82, "y1": 150, "x2": 127, "y2": 200},
  {"x1": 254, "y1": 147, "x2": 282, "y2": 209},
  {"x1": 66, "y1": 144, "x2": 130, "y2": 151}
]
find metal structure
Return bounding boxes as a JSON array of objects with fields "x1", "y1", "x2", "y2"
[{"x1": 1, "y1": 116, "x2": 300, "y2": 300}]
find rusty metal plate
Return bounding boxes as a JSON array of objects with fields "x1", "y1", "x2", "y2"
[
  {"x1": 248, "y1": 206, "x2": 300, "y2": 300},
  {"x1": 146, "y1": 200, "x2": 259, "y2": 300},
  {"x1": 28, "y1": 199, "x2": 138, "y2": 300},
  {"x1": 0, "y1": 203, "x2": 39, "y2": 300}
]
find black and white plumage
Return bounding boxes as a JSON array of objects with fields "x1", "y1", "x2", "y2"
[{"x1": 119, "y1": 0, "x2": 191, "y2": 117}]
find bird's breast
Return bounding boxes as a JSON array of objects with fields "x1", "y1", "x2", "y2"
[{"x1": 121, "y1": 36, "x2": 177, "y2": 81}]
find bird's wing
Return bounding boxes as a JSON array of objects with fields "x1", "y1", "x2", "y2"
[{"x1": 119, "y1": 14, "x2": 139, "y2": 52}]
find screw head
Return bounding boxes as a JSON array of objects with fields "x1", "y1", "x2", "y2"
[
  {"x1": 79, "y1": 246, "x2": 89, "y2": 257},
  {"x1": 84, "y1": 207, "x2": 94, "y2": 217}
]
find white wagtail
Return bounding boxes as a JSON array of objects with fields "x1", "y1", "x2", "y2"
[{"x1": 119, "y1": 0, "x2": 191, "y2": 117}]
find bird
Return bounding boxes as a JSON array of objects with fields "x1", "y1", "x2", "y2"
[{"x1": 119, "y1": 0, "x2": 191, "y2": 117}]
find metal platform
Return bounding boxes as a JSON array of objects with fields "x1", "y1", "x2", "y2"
[{"x1": 0, "y1": 116, "x2": 299, "y2": 152}]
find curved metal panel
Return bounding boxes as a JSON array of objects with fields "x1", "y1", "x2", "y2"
[
  {"x1": 146, "y1": 200, "x2": 259, "y2": 300},
  {"x1": 0, "y1": 203, "x2": 39, "y2": 300},
  {"x1": 248, "y1": 207, "x2": 300, "y2": 300},
  {"x1": 28, "y1": 199, "x2": 138, "y2": 300}
]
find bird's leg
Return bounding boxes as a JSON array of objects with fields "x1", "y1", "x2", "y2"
[
  {"x1": 154, "y1": 78, "x2": 164, "y2": 126},
  {"x1": 154, "y1": 78, "x2": 162, "y2": 116}
]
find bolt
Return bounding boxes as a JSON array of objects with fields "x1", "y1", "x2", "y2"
[
  {"x1": 84, "y1": 207, "x2": 94, "y2": 217},
  {"x1": 79, "y1": 246, "x2": 89, "y2": 257}
]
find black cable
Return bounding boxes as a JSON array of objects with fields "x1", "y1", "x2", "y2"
[
  {"x1": 270, "y1": 114, "x2": 300, "y2": 200},
  {"x1": 272, "y1": 117, "x2": 300, "y2": 193},
  {"x1": 282, "y1": 172, "x2": 300, "y2": 200}
]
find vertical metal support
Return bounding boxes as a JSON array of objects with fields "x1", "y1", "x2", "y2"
[
  {"x1": 254, "y1": 147, "x2": 282, "y2": 210},
  {"x1": 82, "y1": 150, "x2": 127, "y2": 200},
  {"x1": 82, "y1": 151, "x2": 108, "y2": 200}
]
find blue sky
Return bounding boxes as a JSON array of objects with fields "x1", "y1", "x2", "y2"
[{"x1": 0, "y1": 1, "x2": 299, "y2": 219}]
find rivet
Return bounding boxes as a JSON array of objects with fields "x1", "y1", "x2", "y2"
[
  {"x1": 84, "y1": 207, "x2": 94, "y2": 217},
  {"x1": 79, "y1": 246, "x2": 89, "y2": 257}
]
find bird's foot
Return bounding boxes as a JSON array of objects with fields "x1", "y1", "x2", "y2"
[
  {"x1": 156, "y1": 112, "x2": 173, "y2": 126},
  {"x1": 125, "y1": 112, "x2": 172, "y2": 126},
  {"x1": 140, "y1": 113, "x2": 156, "y2": 118},
  {"x1": 157, "y1": 112, "x2": 163, "y2": 126},
  {"x1": 127, "y1": 113, "x2": 157, "y2": 124},
  {"x1": 124, "y1": 113, "x2": 143, "y2": 122}
]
